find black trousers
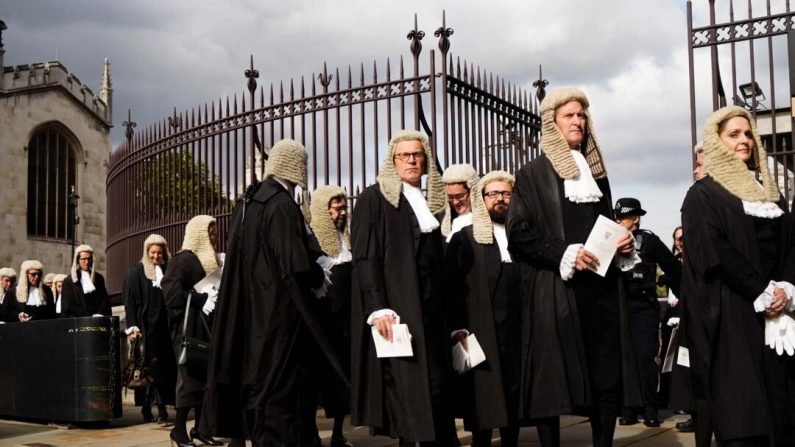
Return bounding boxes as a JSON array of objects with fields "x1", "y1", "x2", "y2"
[{"x1": 626, "y1": 300, "x2": 660, "y2": 419}]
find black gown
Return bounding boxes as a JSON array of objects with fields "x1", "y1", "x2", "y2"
[
  {"x1": 161, "y1": 251, "x2": 211, "y2": 409},
  {"x1": 681, "y1": 176, "x2": 795, "y2": 443},
  {"x1": 350, "y1": 184, "x2": 455, "y2": 444},
  {"x1": 60, "y1": 271, "x2": 110, "y2": 317},
  {"x1": 122, "y1": 262, "x2": 177, "y2": 406},
  {"x1": 506, "y1": 154, "x2": 642, "y2": 419},
  {"x1": 445, "y1": 225, "x2": 521, "y2": 431},
  {"x1": 200, "y1": 178, "x2": 346, "y2": 444},
  {"x1": 0, "y1": 287, "x2": 56, "y2": 322}
]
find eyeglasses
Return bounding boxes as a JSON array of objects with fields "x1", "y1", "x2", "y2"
[
  {"x1": 483, "y1": 190, "x2": 512, "y2": 199},
  {"x1": 330, "y1": 205, "x2": 348, "y2": 213},
  {"x1": 394, "y1": 151, "x2": 426, "y2": 162},
  {"x1": 448, "y1": 192, "x2": 469, "y2": 202},
  {"x1": 28, "y1": 271, "x2": 42, "y2": 277},
  {"x1": 79, "y1": 257, "x2": 92, "y2": 262}
]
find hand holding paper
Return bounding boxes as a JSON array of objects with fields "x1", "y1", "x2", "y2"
[
  {"x1": 371, "y1": 323, "x2": 413, "y2": 358},
  {"x1": 452, "y1": 333, "x2": 486, "y2": 374},
  {"x1": 583, "y1": 215, "x2": 630, "y2": 277}
]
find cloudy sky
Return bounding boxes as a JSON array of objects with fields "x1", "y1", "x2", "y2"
[{"x1": 1, "y1": 0, "x2": 787, "y2": 239}]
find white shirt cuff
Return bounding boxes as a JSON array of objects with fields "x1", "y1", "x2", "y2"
[
  {"x1": 753, "y1": 281, "x2": 777, "y2": 313},
  {"x1": 450, "y1": 329, "x2": 469, "y2": 339},
  {"x1": 559, "y1": 244, "x2": 582, "y2": 281},
  {"x1": 366, "y1": 309, "x2": 400, "y2": 326},
  {"x1": 125, "y1": 326, "x2": 140, "y2": 335},
  {"x1": 775, "y1": 281, "x2": 795, "y2": 312}
]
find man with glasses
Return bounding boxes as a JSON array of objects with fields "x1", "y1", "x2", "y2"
[
  {"x1": 303, "y1": 185, "x2": 355, "y2": 447},
  {"x1": 60, "y1": 245, "x2": 110, "y2": 317},
  {"x1": 441, "y1": 164, "x2": 479, "y2": 244},
  {"x1": 0, "y1": 260, "x2": 55, "y2": 322},
  {"x1": 445, "y1": 171, "x2": 522, "y2": 447},
  {"x1": 351, "y1": 129, "x2": 456, "y2": 446}
]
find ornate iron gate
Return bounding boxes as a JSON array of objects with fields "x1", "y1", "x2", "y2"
[
  {"x1": 687, "y1": 0, "x2": 795, "y2": 204},
  {"x1": 106, "y1": 14, "x2": 544, "y2": 297}
]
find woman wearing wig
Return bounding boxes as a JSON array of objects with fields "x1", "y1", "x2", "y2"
[{"x1": 681, "y1": 106, "x2": 795, "y2": 446}]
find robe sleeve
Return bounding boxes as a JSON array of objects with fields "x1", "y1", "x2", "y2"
[
  {"x1": 444, "y1": 230, "x2": 472, "y2": 333},
  {"x1": 507, "y1": 168, "x2": 568, "y2": 272},
  {"x1": 59, "y1": 278, "x2": 80, "y2": 318},
  {"x1": 122, "y1": 265, "x2": 142, "y2": 330},
  {"x1": 94, "y1": 274, "x2": 111, "y2": 317},
  {"x1": 161, "y1": 256, "x2": 205, "y2": 320},
  {"x1": 0, "y1": 291, "x2": 17, "y2": 322},
  {"x1": 351, "y1": 188, "x2": 390, "y2": 316},
  {"x1": 779, "y1": 198, "x2": 795, "y2": 285},
  {"x1": 682, "y1": 184, "x2": 768, "y2": 302},
  {"x1": 648, "y1": 232, "x2": 683, "y2": 297},
  {"x1": 264, "y1": 199, "x2": 324, "y2": 290}
]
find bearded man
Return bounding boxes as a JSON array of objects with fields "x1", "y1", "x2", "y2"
[{"x1": 445, "y1": 171, "x2": 522, "y2": 447}]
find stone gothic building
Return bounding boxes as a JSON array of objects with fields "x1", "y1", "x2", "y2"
[{"x1": 0, "y1": 20, "x2": 111, "y2": 276}]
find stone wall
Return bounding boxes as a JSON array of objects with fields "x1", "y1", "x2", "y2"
[{"x1": 0, "y1": 84, "x2": 110, "y2": 276}]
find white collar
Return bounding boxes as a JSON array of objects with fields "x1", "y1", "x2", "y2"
[
  {"x1": 27, "y1": 287, "x2": 44, "y2": 306},
  {"x1": 273, "y1": 177, "x2": 294, "y2": 196},
  {"x1": 742, "y1": 174, "x2": 784, "y2": 219},
  {"x1": 492, "y1": 223, "x2": 512, "y2": 263},
  {"x1": 402, "y1": 182, "x2": 440, "y2": 233},
  {"x1": 332, "y1": 231, "x2": 353, "y2": 264},
  {"x1": 80, "y1": 271, "x2": 97, "y2": 294},
  {"x1": 563, "y1": 149, "x2": 603, "y2": 203},
  {"x1": 446, "y1": 212, "x2": 473, "y2": 242},
  {"x1": 152, "y1": 265, "x2": 164, "y2": 288}
]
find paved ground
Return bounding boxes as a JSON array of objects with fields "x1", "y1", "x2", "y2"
[{"x1": 0, "y1": 406, "x2": 705, "y2": 447}]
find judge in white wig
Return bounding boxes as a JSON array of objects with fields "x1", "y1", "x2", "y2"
[
  {"x1": 0, "y1": 260, "x2": 55, "y2": 323},
  {"x1": 122, "y1": 234, "x2": 177, "y2": 422},
  {"x1": 60, "y1": 245, "x2": 111, "y2": 318}
]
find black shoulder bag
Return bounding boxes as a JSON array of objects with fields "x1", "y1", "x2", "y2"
[{"x1": 177, "y1": 292, "x2": 212, "y2": 370}]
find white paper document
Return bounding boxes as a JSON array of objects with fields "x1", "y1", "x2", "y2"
[
  {"x1": 676, "y1": 346, "x2": 690, "y2": 368},
  {"x1": 583, "y1": 215, "x2": 628, "y2": 277},
  {"x1": 371, "y1": 324, "x2": 414, "y2": 358},
  {"x1": 452, "y1": 333, "x2": 486, "y2": 374}
]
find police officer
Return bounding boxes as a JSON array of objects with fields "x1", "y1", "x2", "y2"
[{"x1": 614, "y1": 198, "x2": 682, "y2": 428}]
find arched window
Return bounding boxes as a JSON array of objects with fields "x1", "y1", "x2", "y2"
[{"x1": 27, "y1": 124, "x2": 77, "y2": 240}]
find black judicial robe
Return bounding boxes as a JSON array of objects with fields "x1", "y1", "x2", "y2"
[
  {"x1": 506, "y1": 154, "x2": 642, "y2": 419},
  {"x1": 122, "y1": 262, "x2": 177, "y2": 406},
  {"x1": 0, "y1": 287, "x2": 56, "y2": 322},
  {"x1": 681, "y1": 176, "x2": 795, "y2": 442},
  {"x1": 350, "y1": 184, "x2": 450, "y2": 442},
  {"x1": 445, "y1": 225, "x2": 521, "y2": 430},
  {"x1": 162, "y1": 250, "x2": 212, "y2": 408},
  {"x1": 60, "y1": 271, "x2": 110, "y2": 318},
  {"x1": 201, "y1": 179, "x2": 348, "y2": 443},
  {"x1": 307, "y1": 234, "x2": 353, "y2": 418}
]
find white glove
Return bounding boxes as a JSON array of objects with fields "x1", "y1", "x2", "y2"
[
  {"x1": 765, "y1": 312, "x2": 795, "y2": 356},
  {"x1": 666, "y1": 317, "x2": 680, "y2": 327},
  {"x1": 667, "y1": 292, "x2": 679, "y2": 308},
  {"x1": 201, "y1": 288, "x2": 218, "y2": 315}
]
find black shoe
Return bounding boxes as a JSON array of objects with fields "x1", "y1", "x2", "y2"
[
  {"x1": 190, "y1": 427, "x2": 224, "y2": 446},
  {"x1": 156, "y1": 406, "x2": 169, "y2": 424},
  {"x1": 170, "y1": 428, "x2": 195, "y2": 447},
  {"x1": 676, "y1": 418, "x2": 694, "y2": 432},
  {"x1": 619, "y1": 416, "x2": 639, "y2": 426},
  {"x1": 643, "y1": 418, "x2": 661, "y2": 428},
  {"x1": 141, "y1": 407, "x2": 155, "y2": 423},
  {"x1": 331, "y1": 435, "x2": 354, "y2": 447}
]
